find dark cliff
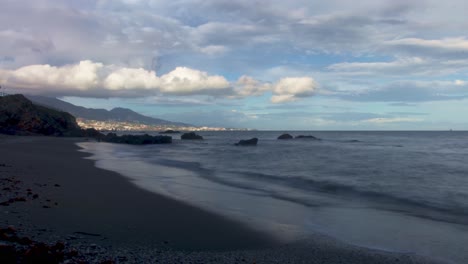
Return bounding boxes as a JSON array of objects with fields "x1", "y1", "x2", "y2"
[{"x1": 0, "y1": 94, "x2": 82, "y2": 136}]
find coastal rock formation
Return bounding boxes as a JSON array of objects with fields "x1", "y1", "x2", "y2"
[
  {"x1": 235, "y1": 138, "x2": 258, "y2": 146},
  {"x1": 277, "y1": 133, "x2": 293, "y2": 140},
  {"x1": 295, "y1": 135, "x2": 321, "y2": 140},
  {"x1": 81, "y1": 128, "x2": 105, "y2": 139},
  {"x1": 159, "y1": 130, "x2": 181, "y2": 134},
  {"x1": 0, "y1": 94, "x2": 82, "y2": 136},
  {"x1": 0, "y1": 94, "x2": 174, "y2": 145},
  {"x1": 103, "y1": 133, "x2": 172, "y2": 144},
  {"x1": 181, "y1": 132, "x2": 203, "y2": 140}
]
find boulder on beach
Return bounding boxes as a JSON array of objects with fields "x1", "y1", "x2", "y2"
[
  {"x1": 104, "y1": 133, "x2": 172, "y2": 144},
  {"x1": 235, "y1": 138, "x2": 258, "y2": 146},
  {"x1": 295, "y1": 135, "x2": 321, "y2": 140},
  {"x1": 277, "y1": 133, "x2": 293, "y2": 140},
  {"x1": 159, "y1": 130, "x2": 181, "y2": 134},
  {"x1": 181, "y1": 132, "x2": 203, "y2": 140}
]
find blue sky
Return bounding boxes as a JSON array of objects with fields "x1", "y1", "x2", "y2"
[{"x1": 1, "y1": 0, "x2": 468, "y2": 129}]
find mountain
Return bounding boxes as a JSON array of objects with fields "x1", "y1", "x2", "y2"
[
  {"x1": 25, "y1": 95, "x2": 192, "y2": 127},
  {"x1": 0, "y1": 94, "x2": 82, "y2": 136}
]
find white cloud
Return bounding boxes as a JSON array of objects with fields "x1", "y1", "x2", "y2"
[
  {"x1": 385, "y1": 37, "x2": 468, "y2": 59},
  {"x1": 231, "y1": 75, "x2": 319, "y2": 103},
  {"x1": 198, "y1": 45, "x2": 229, "y2": 56},
  {"x1": 1, "y1": 60, "x2": 231, "y2": 96},
  {"x1": 271, "y1": 77, "x2": 318, "y2": 103},
  {"x1": 328, "y1": 57, "x2": 426, "y2": 75},
  {"x1": 387, "y1": 37, "x2": 468, "y2": 52},
  {"x1": 328, "y1": 55, "x2": 468, "y2": 77},
  {"x1": 363, "y1": 117, "x2": 423, "y2": 123},
  {"x1": 159, "y1": 67, "x2": 230, "y2": 94},
  {"x1": 233, "y1": 75, "x2": 271, "y2": 97},
  {"x1": 2, "y1": 60, "x2": 319, "y2": 102},
  {"x1": 103, "y1": 67, "x2": 159, "y2": 90},
  {"x1": 455, "y1": 80, "x2": 467, "y2": 86},
  {"x1": 8, "y1": 60, "x2": 103, "y2": 90}
]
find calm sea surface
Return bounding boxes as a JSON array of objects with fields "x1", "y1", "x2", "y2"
[{"x1": 79, "y1": 131, "x2": 468, "y2": 263}]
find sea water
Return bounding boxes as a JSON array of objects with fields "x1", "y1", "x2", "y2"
[{"x1": 78, "y1": 131, "x2": 468, "y2": 263}]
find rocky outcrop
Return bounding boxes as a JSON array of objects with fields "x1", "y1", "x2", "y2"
[
  {"x1": 277, "y1": 133, "x2": 293, "y2": 140},
  {"x1": 0, "y1": 94, "x2": 173, "y2": 145},
  {"x1": 181, "y1": 132, "x2": 203, "y2": 140},
  {"x1": 295, "y1": 135, "x2": 321, "y2": 140},
  {"x1": 159, "y1": 130, "x2": 181, "y2": 134},
  {"x1": 103, "y1": 133, "x2": 172, "y2": 144},
  {"x1": 81, "y1": 128, "x2": 105, "y2": 139},
  {"x1": 0, "y1": 94, "x2": 82, "y2": 136},
  {"x1": 235, "y1": 138, "x2": 258, "y2": 146}
]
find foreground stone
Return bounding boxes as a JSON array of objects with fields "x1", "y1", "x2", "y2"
[
  {"x1": 235, "y1": 138, "x2": 258, "y2": 146},
  {"x1": 181, "y1": 132, "x2": 203, "y2": 140},
  {"x1": 278, "y1": 133, "x2": 293, "y2": 140}
]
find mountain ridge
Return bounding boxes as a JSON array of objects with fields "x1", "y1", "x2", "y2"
[{"x1": 25, "y1": 95, "x2": 193, "y2": 127}]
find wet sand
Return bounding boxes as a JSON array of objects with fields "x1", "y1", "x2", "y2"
[
  {"x1": 0, "y1": 135, "x2": 447, "y2": 263},
  {"x1": 0, "y1": 135, "x2": 276, "y2": 250}
]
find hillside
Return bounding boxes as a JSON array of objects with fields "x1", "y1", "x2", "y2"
[
  {"x1": 0, "y1": 94, "x2": 82, "y2": 136},
  {"x1": 26, "y1": 95, "x2": 192, "y2": 127}
]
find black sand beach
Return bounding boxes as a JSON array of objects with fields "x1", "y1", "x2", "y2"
[{"x1": 0, "y1": 135, "x2": 447, "y2": 263}]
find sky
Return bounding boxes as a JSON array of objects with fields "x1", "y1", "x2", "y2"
[{"x1": 1, "y1": 0, "x2": 468, "y2": 130}]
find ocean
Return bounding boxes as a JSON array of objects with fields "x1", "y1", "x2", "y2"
[{"x1": 78, "y1": 131, "x2": 468, "y2": 263}]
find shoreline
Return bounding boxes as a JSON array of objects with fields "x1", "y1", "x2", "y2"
[
  {"x1": 0, "y1": 135, "x2": 447, "y2": 263},
  {"x1": 0, "y1": 135, "x2": 277, "y2": 251}
]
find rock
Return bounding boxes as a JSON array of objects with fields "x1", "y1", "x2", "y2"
[
  {"x1": 159, "y1": 130, "x2": 180, "y2": 134},
  {"x1": 103, "y1": 133, "x2": 172, "y2": 145},
  {"x1": 277, "y1": 133, "x2": 293, "y2": 140},
  {"x1": 181, "y1": 132, "x2": 203, "y2": 140},
  {"x1": 235, "y1": 138, "x2": 258, "y2": 146},
  {"x1": 295, "y1": 135, "x2": 321, "y2": 140},
  {"x1": 0, "y1": 245, "x2": 16, "y2": 263},
  {"x1": 81, "y1": 128, "x2": 105, "y2": 139},
  {"x1": 0, "y1": 94, "x2": 82, "y2": 136}
]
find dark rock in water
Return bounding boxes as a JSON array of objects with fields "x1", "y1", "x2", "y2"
[
  {"x1": 159, "y1": 129, "x2": 181, "y2": 134},
  {"x1": 235, "y1": 138, "x2": 258, "y2": 146},
  {"x1": 103, "y1": 133, "x2": 172, "y2": 145},
  {"x1": 277, "y1": 133, "x2": 293, "y2": 140},
  {"x1": 81, "y1": 128, "x2": 105, "y2": 139},
  {"x1": 295, "y1": 135, "x2": 321, "y2": 140},
  {"x1": 181, "y1": 132, "x2": 203, "y2": 140},
  {"x1": 347, "y1": 139, "x2": 361, "y2": 143}
]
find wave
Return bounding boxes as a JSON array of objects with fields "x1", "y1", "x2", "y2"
[{"x1": 151, "y1": 157, "x2": 468, "y2": 225}]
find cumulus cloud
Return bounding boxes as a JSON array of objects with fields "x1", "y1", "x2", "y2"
[
  {"x1": 231, "y1": 76, "x2": 319, "y2": 103},
  {"x1": 271, "y1": 77, "x2": 318, "y2": 103},
  {"x1": 159, "y1": 67, "x2": 230, "y2": 94},
  {"x1": 0, "y1": 60, "x2": 318, "y2": 103},
  {"x1": 233, "y1": 75, "x2": 271, "y2": 97},
  {"x1": 0, "y1": 60, "x2": 231, "y2": 97}
]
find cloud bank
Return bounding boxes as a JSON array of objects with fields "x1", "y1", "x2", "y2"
[{"x1": 0, "y1": 60, "x2": 318, "y2": 103}]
